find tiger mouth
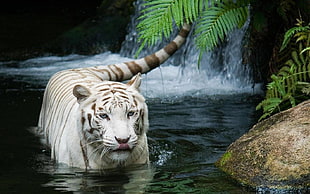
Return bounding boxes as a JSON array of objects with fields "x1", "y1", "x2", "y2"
[{"x1": 113, "y1": 143, "x2": 131, "y2": 151}]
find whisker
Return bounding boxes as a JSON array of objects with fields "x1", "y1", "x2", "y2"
[
  {"x1": 100, "y1": 147, "x2": 110, "y2": 159},
  {"x1": 83, "y1": 139, "x2": 104, "y2": 147},
  {"x1": 89, "y1": 143, "x2": 105, "y2": 160},
  {"x1": 131, "y1": 144, "x2": 144, "y2": 161}
]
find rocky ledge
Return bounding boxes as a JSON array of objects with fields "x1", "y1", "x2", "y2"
[{"x1": 216, "y1": 100, "x2": 310, "y2": 190}]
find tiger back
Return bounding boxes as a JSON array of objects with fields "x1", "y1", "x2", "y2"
[{"x1": 37, "y1": 23, "x2": 190, "y2": 169}]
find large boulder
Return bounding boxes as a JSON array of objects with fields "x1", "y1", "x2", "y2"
[{"x1": 216, "y1": 100, "x2": 310, "y2": 190}]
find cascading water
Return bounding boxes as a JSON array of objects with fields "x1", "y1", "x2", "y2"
[{"x1": 120, "y1": 0, "x2": 260, "y2": 98}]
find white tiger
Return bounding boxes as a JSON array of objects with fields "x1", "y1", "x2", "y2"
[{"x1": 37, "y1": 23, "x2": 191, "y2": 169}]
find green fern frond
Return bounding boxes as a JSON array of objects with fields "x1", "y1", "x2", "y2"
[
  {"x1": 258, "y1": 51, "x2": 310, "y2": 121},
  {"x1": 194, "y1": 0, "x2": 249, "y2": 52},
  {"x1": 300, "y1": 47, "x2": 310, "y2": 55},
  {"x1": 280, "y1": 25, "x2": 310, "y2": 51},
  {"x1": 256, "y1": 97, "x2": 282, "y2": 121},
  {"x1": 258, "y1": 19, "x2": 310, "y2": 121},
  {"x1": 301, "y1": 83, "x2": 310, "y2": 95},
  {"x1": 136, "y1": 0, "x2": 203, "y2": 56}
]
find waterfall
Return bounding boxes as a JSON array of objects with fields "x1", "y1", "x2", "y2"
[
  {"x1": 120, "y1": 0, "x2": 260, "y2": 98},
  {"x1": 0, "y1": 0, "x2": 262, "y2": 99}
]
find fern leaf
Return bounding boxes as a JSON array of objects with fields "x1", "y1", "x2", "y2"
[
  {"x1": 308, "y1": 63, "x2": 310, "y2": 78},
  {"x1": 302, "y1": 63, "x2": 308, "y2": 81},
  {"x1": 292, "y1": 50, "x2": 302, "y2": 67},
  {"x1": 299, "y1": 45, "x2": 307, "y2": 65},
  {"x1": 256, "y1": 97, "x2": 282, "y2": 121},
  {"x1": 194, "y1": 0, "x2": 249, "y2": 52},
  {"x1": 300, "y1": 83, "x2": 310, "y2": 95},
  {"x1": 137, "y1": 0, "x2": 177, "y2": 44},
  {"x1": 282, "y1": 93, "x2": 296, "y2": 107},
  {"x1": 280, "y1": 25, "x2": 310, "y2": 51},
  {"x1": 258, "y1": 19, "x2": 309, "y2": 121},
  {"x1": 136, "y1": 0, "x2": 203, "y2": 56},
  {"x1": 300, "y1": 47, "x2": 310, "y2": 55},
  {"x1": 277, "y1": 65, "x2": 290, "y2": 77}
]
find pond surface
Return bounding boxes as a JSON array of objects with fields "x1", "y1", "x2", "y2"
[{"x1": 0, "y1": 54, "x2": 262, "y2": 193}]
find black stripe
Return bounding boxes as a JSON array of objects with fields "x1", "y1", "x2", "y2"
[
  {"x1": 178, "y1": 27, "x2": 190, "y2": 38},
  {"x1": 164, "y1": 41, "x2": 178, "y2": 55},
  {"x1": 124, "y1": 61, "x2": 142, "y2": 75},
  {"x1": 107, "y1": 65, "x2": 119, "y2": 80},
  {"x1": 145, "y1": 54, "x2": 160, "y2": 70},
  {"x1": 87, "y1": 113, "x2": 92, "y2": 128},
  {"x1": 113, "y1": 65, "x2": 124, "y2": 81}
]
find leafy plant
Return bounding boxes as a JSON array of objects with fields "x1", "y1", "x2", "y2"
[
  {"x1": 195, "y1": 0, "x2": 249, "y2": 54},
  {"x1": 280, "y1": 19, "x2": 310, "y2": 52},
  {"x1": 256, "y1": 20, "x2": 310, "y2": 121},
  {"x1": 136, "y1": 0, "x2": 250, "y2": 56}
]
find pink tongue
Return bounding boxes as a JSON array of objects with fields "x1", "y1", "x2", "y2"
[{"x1": 118, "y1": 143, "x2": 130, "y2": 150}]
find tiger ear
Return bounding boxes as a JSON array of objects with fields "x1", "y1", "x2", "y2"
[
  {"x1": 127, "y1": 73, "x2": 141, "y2": 91},
  {"x1": 73, "y1": 85, "x2": 91, "y2": 103}
]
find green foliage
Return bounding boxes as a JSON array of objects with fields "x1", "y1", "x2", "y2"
[
  {"x1": 301, "y1": 83, "x2": 310, "y2": 95},
  {"x1": 136, "y1": 0, "x2": 250, "y2": 56},
  {"x1": 195, "y1": 0, "x2": 249, "y2": 57},
  {"x1": 256, "y1": 20, "x2": 310, "y2": 121},
  {"x1": 280, "y1": 20, "x2": 310, "y2": 52},
  {"x1": 277, "y1": 0, "x2": 295, "y2": 22},
  {"x1": 136, "y1": 0, "x2": 202, "y2": 55}
]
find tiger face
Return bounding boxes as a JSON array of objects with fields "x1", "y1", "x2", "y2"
[{"x1": 73, "y1": 74, "x2": 149, "y2": 167}]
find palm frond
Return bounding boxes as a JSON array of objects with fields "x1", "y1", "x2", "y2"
[
  {"x1": 280, "y1": 25, "x2": 310, "y2": 52},
  {"x1": 136, "y1": 0, "x2": 203, "y2": 55},
  {"x1": 194, "y1": 0, "x2": 249, "y2": 52}
]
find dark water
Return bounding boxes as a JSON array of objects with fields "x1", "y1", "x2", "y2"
[{"x1": 0, "y1": 71, "x2": 262, "y2": 193}]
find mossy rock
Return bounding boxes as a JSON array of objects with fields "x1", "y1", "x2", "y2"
[{"x1": 216, "y1": 100, "x2": 310, "y2": 190}]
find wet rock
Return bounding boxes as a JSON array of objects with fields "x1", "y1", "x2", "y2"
[{"x1": 216, "y1": 100, "x2": 310, "y2": 190}]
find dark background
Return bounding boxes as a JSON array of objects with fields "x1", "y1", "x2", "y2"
[
  {"x1": 0, "y1": 1, "x2": 101, "y2": 47},
  {"x1": 0, "y1": 0, "x2": 131, "y2": 60}
]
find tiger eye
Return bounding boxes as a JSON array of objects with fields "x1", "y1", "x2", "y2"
[
  {"x1": 99, "y1": 113, "x2": 110, "y2": 120},
  {"x1": 127, "y1": 111, "x2": 135, "y2": 118}
]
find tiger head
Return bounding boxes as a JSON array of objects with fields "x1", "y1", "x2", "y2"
[{"x1": 72, "y1": 74, "x2": 149, "y2": 167}]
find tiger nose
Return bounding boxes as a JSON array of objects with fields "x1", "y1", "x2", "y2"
[{"x1": 115, "y1": 136, "x2": 130, "y2": 144}]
